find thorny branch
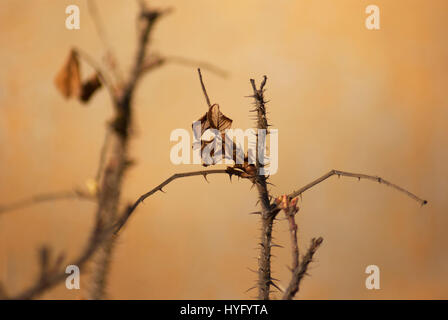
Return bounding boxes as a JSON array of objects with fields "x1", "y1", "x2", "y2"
[
  {"x1": 0, "y1": 217, "x2": 109, "y2": 300},
  {"x1": 87, "y1": 4, "x2": 173, "y2": 299},
  {"x1": 274, "y1": 195, "x2": 323, "y2": 300},
  {"x1": 1, "y1": 0, "x2": 428, "y2": 297},
  {"x1": 282, "y1": 237, "x2": 323, "y2": 300},
  {"x1": 0, "y1": 168, "x2": 240, "y2": 299},
  {"x1": 250, "y1": 76, "x2": 278, "y2": 300},
  {"x1": 1, "y1": 3, "x2": 231, "y2": 300},
  {"x1": 114, "y1": 168, "x2": 244, "y2": 234},
  {"x1": 272, "y1": 168, "x2": 426, "y2": 300},
  {"x1": 287, "y1": 169, "x2": 427, "y2": 206}
]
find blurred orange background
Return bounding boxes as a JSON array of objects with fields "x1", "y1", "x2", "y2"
[{"x1": 0, "y1": 0, "x2": 447, "y2": 299}]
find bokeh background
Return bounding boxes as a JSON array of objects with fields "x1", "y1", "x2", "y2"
[{"x1": 0, "y1": 0, "x2": 447, "y2": 299}]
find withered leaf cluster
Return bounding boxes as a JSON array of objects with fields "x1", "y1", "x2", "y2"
[
  {"x1": 195, "y1": 104, "x2": 256, "y2": 179},
  {"x1": 54, "y1": 49, "x2": 102, "y2": 103}
]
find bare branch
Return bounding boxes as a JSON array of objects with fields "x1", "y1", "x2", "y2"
[
  {"x1": 4, "y1": 216, "x2": 113, "y2": 300},
  {"x1": 198, "y1": 68, "x2": 212, "y2": 108},
  {"x1": 280, "y1": 196, "x2": 299, "y2": 270},
  {"x1": 114, "y1": 168, "x2": 243, "y2": 234},
  {"x1": 282, "y1": 237, "x2": 323, "y2": 300},
  {"x1": 275, "y1": 195, "x2": 320, "y2": 300},
  {"x1": 126, "y1": 6, "x2": 172, "y2": 93},
  {"x1": 86, "y1": 5, "x2": 172, "y2": 299},
  {"x1": 2, "y1": 3, "x2": 233, "y2": 301},
  {"x1": 0, "y1": 190, "x2": 94, "y2": 215},
  {"x1": 288, "y1": 169, "x2": 427, "y2": 206},
  {"x1": 1, "y1": 167, "x2": 238, "y2": 299}
]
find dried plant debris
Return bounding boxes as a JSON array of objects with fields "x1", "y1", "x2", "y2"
[
  {"x1": 80, "y1": 74, "x2": 102, "y2": 102},
  {"x1": 54, "y1": 49, "x2": 103, "y2": 103},
  {"x1": 195, "y1": 104, "x2": 232, "y2": 164},
  {"x1": 54, "y1": 49, "x2": 81, "y2": 98},
  {"x1": 194, "y1": 103, "x2": 257, "y2": 178},
  {"x1": 197, "y1": 103, "x2": 233, "y2": 134}
]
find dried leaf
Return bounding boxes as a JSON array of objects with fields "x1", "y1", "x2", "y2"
[
  {"x1": 195, "y1": 104, "x2": 233, "y2": 166},
  {"x1": 197, "y1": 104, "x2": 232, "y2": 135},
  {"x1": 194, "y1": 103, "x2": 258, "y2": 176},
  {"x1": 54, "y1": 49, "x2": 81, "y2": 98},
  {"x1": 80, "y1": 73, "x2": 102, "y2": 103}
]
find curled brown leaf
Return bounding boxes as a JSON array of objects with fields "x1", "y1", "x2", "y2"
[
  {"x1": 54, "y1": 49, "x2": 103, "y2": 104},
  {"x1": 54, "y1": 49, "x2": 81, "y2": 99}
]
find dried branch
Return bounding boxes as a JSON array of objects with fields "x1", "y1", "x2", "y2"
[
  {"x1": 274, "y1": 195, "x2": 322, "y2": 300},
  {"x1": 126, "y1": 6, "x2": 171, "y2": 94},
  {"x1": 250, "y1": 76, "x2": 277, "y2": 300},
  {"x1": 2, "y1": 168, "x2": 241, "y2": 299},
  {"x1": 4, "y1": 217, "x2": 110, "y2": 300},
  {"x1": 87, "y1": 5, "x2": 171, "y2": 299},
  {"x1": 0, "y1": 190, "x2": 94, "y2": 215},
  {"x1": 279, "y1": 196, "x2": 300, "y2": 270},
  {"x1": 288, "y1": 169, "x2": 427, "y2": 206},
  {"x1": 114, "y1": 168, "x2": 243, "y2": 234},
  {"x1": 282, "y1": 237, "x2": 323, "y2": 300},
  {"x1": 198, "y1": 68, "x2": 212, "y2": 108},
  {"x1": 2, "y1": 2, "x2": 231, "y2": 301}
]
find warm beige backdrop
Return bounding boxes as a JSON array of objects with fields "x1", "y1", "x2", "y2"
[{"x1": 0, "y1": 0, "x2": 447, "y2": 299}]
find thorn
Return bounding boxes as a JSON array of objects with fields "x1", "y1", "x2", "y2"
[
  {"x1": 247, "y1": 267, "x2": 257, "y2": 274},
  {"x1": 202, "y1": 173, "x2": 209, "y2": 183},
  {"x1": 269, "y1": 281, "x2": 283, "y2": 293},
  {"x1": 159, "y1": 188, "x2": 166, "y2": 193},
  {"x1": 245, "y1": 286, "x2": 257, "y2": 293}
]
